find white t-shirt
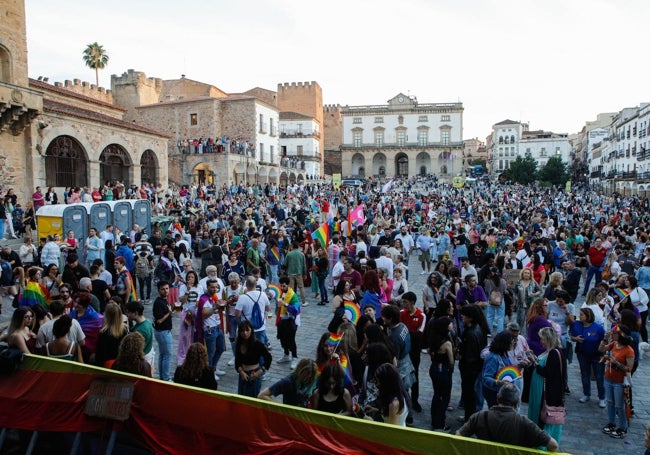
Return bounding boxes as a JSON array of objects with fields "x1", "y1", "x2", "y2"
[
  {"x1": 36, "y1": 317, "x2": 86, "y2": 348},
  {"x1": 235, "y1": 290, "x2": 270, "y2": 332}
]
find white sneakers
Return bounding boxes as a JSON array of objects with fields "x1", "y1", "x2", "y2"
[
  {"x1": 290, "y1": 358, "x2": 298, "y2": 370},
  {"x1": 599, "y1": 399, "x2": 607, "y2": 408},
  {"x1": 579, "y1": 396, "x2": 590, "y2": 403},
  {"x1": 215, "y1": 369, "x2": 226, "y2": 376},
  {"x1": 278, "y1": 354, "x2": 291, "y2": 363}
]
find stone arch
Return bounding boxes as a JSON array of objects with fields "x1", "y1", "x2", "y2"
[
  {"x1": 268, "y1": 168, "x2": 278, "y2": 184},
  {"x1": 258, "y1": 166, "x2": 268, "y2": 184},
  {"x1": 192, "y1": 162, "x2": 215, "y2": 185},
  {"x1": 99, "y1": 144, "x2": 132, "y2": 186},
  {"x1": 279, "y1": 171, "x2": 288, "y2": 187},
  {"x1": 416, "y1": 151, "x2": 431, "y2": 176},
  {"x1": 45, "y1": 135, "x2": 89, "y2": 188},
  {"x1": 289, "y1": 172, "x2": 296, "y2": 184},
  {"x1": 297, "y1": 173, "x2": 305, "y2": 183},
  {"x1": 140, "y1": 149, "x2": 158, "y2": 185},
  {"x1": 351, "y1": 152, "x2": 365, "y2": 177},
  {"x1": 373, "y1": 153, "x2": 387, "y2": 177},
  {"x1": 438, "y1": 151, "x2": 453, "y2": 175},
  {"x1": 395, "y1": 152, "x2": 409, "y2": 178},
  {"x1": 0, "y1": 44, "x2": 12, "y2": 83},
  {"x1": 246, "y1": 164, "x2": 257, "y2": 184}
]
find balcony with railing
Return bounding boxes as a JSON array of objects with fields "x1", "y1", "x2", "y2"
[
  {"x1": 280, "y1": 130, "x2": 320, "y2": 139},
  {"x1": 342, "y1": 141, "x2": 464, "y2": 150}
]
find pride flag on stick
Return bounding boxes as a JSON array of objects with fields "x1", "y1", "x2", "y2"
[{"x1": 311, "y1": 222, "x2": 330, "y2": 249}]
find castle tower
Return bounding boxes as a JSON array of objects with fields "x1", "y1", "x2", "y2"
[
  {"x1": 323, "y1": 104, "x2": 342, "y2": 175},
  {"x1": 111, "y1": 69, "x2": 163, "y2": 121},
  {"x1": 0, "y1": 0, "x2": 29, "y2": 86},
  {"x1": 277, "y1": 81, "x2": 324, "y2": 174}
]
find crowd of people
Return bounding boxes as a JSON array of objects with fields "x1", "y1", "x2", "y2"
[{"x1": 2, "y1": 174, "x2": 650, "y2": 451}]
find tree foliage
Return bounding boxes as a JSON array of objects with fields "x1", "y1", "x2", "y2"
[
  {"x1": 504, "y1": 155, "x2": 537, "y2": 184},
  {"x1": 537, "y1": 156, "x2": 568, "y2": 186},
  {"x1": 82, "y1": 42, "x2": 109, "y2": 87}
]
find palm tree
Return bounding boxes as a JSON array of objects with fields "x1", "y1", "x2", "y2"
[{"x1": 82, "y1": 42, "x2": 109, "y2": 87}]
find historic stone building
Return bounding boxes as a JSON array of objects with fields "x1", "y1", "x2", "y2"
[
  {"x1": 323, "y1": 104, "x2": 343, "y2": 175},
  {"x1": 340, "y1": 94, "x2": 464, "y2": 180},
  {"x1": 0, "y1": 0, "x2": 169, "y2": 202}
]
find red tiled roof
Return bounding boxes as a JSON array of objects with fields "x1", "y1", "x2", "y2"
[{"x1": 43, "y1": 99, "x2": 170, "y2": 138}]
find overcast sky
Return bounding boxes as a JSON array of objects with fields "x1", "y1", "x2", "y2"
[{"x1": 25, "y1": 0, "x2": 649, "y2": 140}]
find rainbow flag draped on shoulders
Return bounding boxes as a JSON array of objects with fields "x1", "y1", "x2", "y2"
[
  {"x1": 21, "y1": 280, "x2": 50, "y2": 308},
  {"x1": 279, "y1": 287, "x2": 301, "y2": 318},
  {"x1": 127, "y1": 270, "x2": 138, "y2": 302}
]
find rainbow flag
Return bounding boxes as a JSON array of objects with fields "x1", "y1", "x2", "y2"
[
  {"x1": 348, "y1": 204, "x2": 365, "y2": 227},
  {"x1": 327, "y1": 332, "x2": 343, "y2": 346},
  {"x1": 614, "y1": 288, "x2": 630, "y2": 300},
  {"x1": 21, "y1": 280, "x2": 50, "y2": 308},
  {"x1": 270, "y1": 246, "x2": 281, "y2": 262},
  {"x1": 280, "y1": 287, "x2": 301, "y2": 318},
  {"x1": 339, "y1": 353, "x2": 354, "y2": 388},
  {"x1": 311, "y1": 223, "x2": 330, "y2": 249}
]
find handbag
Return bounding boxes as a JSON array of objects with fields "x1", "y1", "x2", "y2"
[
  {"x1": 540, "y1": 348, "x2": 566, "y2": 425},
  {"x1": 489, "y1": 290, "x2": 503, "y2": 307}
]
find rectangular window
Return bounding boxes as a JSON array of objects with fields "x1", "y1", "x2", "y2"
[
  {"x1": 374, "y1": 117, "x2": 383, "y2": 124},
  {"x1": 297, "y1": 145, "x2": 303, "y2": 156},
  {"x1": 354, "y1": 132, "x2": 362, "y2": 147},
  {"x1": 375, "y1": 131, "x2": 384, "y2": 147},
  {"x1": 418, "y1": 130, "x2": 428, "y2": 146},
  {"x1": 540, "y1": 147, "x2": 546, "y2": 157},
  {"x1": 190, "y1": 113, "x2": 198, "y2": 126},
  {"x1": 418, "y1": 115, "x2": 428, "y2": 122},
  {"x1": 258, "y1": 143, "x2": 263, "y2": 160},
  {"x1": 441, "y1": 131, "x2": 450, "y2": 145},
  {"x1": 441, "y1": 115, "x2": 451, "y2": 122},
  {"x1": 353, "y1": 117, "x2": 362, "y2": 124},
  {"x1": 555, "y1": 146, "x2": 561, "y2": 155},
  {"x1": 397, "y1": 131, "x2": 406, "y2": 146}
]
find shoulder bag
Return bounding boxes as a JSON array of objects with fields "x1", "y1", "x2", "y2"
[{"x1": 540, "y1": 348, "x2": 566, "y2": 425}]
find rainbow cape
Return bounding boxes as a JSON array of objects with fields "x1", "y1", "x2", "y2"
[
  {"x1": 270, "y1": 246, "x2": 281, "y2": 262},
  {"x1": 21, "y1": 280, "x2": 50, "y2": 308},
  {"x1": 311, "y1": 223, "x2": 330, "y2": 249},
  {"x1": 343, "y1": 301, "x2": 361, "y2": 324},
  {"x1": 496, "y1": 365, "x2": 521, "y2": 383},
  {"x1": 280, "y1": 287, "x2": 301, "y2": 318},
  {"x1": 127, "y1": 270, "x2": 138, "y2": 302}
]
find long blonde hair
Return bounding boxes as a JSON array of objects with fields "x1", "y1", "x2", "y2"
[{"x1": 101, "y1": 303, "x2": 126, "y2": 338}]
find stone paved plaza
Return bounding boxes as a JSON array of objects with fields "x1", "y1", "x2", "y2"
[{"x1": 2, "y1": 254, "x2": 647, "y2": 454}]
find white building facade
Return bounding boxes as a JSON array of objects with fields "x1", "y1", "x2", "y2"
[
  {"x1": 340, "y1": 94, "x2": 464, "y2": 180},
  {"x1": 279, "y1": 112, "x2": 321, "y2": 178},
  {"x1": 489, "y1": 119, "x2": 526, "y2": 174}
]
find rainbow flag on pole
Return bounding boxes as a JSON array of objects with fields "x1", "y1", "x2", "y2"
[
  {"x1": 311, "y1": 223, "x2": 330, "y2": 248},
  {"x1": 270, "y1": 246, "x2": 281, "y2": 262}
]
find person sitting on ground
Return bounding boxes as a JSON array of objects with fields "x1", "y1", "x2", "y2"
[{"x1": 456, "y1": 382, "x2": 559, "y2": 451}]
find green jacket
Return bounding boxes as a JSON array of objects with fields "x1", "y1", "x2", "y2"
[{"x1": 284, "y1": 249, "x2": 306, "y2": 276}]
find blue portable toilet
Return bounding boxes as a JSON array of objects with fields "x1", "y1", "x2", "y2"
[
  {"x1": 105, "y1": 201, "x2": 132, "y2": 236},
  {"x1": 89, "y1": 202, "x2": 111, "y2": 234},
  {"x1": 128, "y1": 200, "x2": 152, "y2": 236}
]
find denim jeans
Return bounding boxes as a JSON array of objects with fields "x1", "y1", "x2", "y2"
[
  {"x1": 317, "y1": 274, "x2": 328, "y2": 302},
  {"x1": 582, "y1": 265, "x2": 602, "y2": 294},
  {"x1": 604, "y1": 378, "x2": 627, "y2": 430},
  {"x1": 429, "y1": 362, "x2": 452, "y2": 429},
  {"x1": 577, "y1": 352, "x2": 604, "y2": 399},
  {"x1": 227, "y1": 314, "x2": 239, "y2": 357},
  {"x1": 238, "y1": 368, "x2": 263, "y2": 397},
  {"x1": 154, "y1": 329, "x2": 173, "y2": 381},
  {"x1": 269, "y1": 264, "x2": 279, "y2": 285},
  {"x1": 254, "y1": 329, "x2": 268, "y2": 346},
  {"x1": 0, "y1": 219, "x2": 5, "y2": 240},
  {"x1": 486, "y1": 303, "x2": 505, "y2": 335},
  {"x1": 137, "y1": 275, "x2": 152, "y2": 300},
  {"x1": 204, "y1": 325, "x2": 225, "y2": 370}
]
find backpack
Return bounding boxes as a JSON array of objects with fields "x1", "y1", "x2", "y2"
[
  {"x1": 246, "y1": 293, "x2": 264, "y2": 330},
  {"x1": 135, "y1": 255, "x2": 150, "y2": 279},
  {"x1": 0, "y1": 260, "x2": 13, "y2": 286}
]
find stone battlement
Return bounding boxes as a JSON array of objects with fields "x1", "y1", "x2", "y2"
[
  {"x1": 111, "y1": 69, "x2": 163, "y2": 90},
  {"x1": 36, "y1": 76, "x2": 113, "y2": 103},
  {"x1": 278, "y1": 81, "x2": 320, "y2": 90}
]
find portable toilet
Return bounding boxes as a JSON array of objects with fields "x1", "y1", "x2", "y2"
[
  {"x1": 104, "y1": 201, "x2": 132, "y2": 236},
  {"x1": 36, "y1": 204, "x2": 88, "y2": 248},
  {"x1": 88, "y1": 202, "x2": 112, "y2": 233},
  {"x1": 128, "y1": 200, "x2": 152, "y2": 236}
]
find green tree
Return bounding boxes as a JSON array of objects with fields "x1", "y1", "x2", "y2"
[
  {"x1": 505, "y1": 155, "x2": 537, "y2": 184},
  {"x1": 537, "y1": 155, "x2": 568, "y2": 186},
  {"x1": 82, "y1": 42, "x2": 109, "y2": 87}
]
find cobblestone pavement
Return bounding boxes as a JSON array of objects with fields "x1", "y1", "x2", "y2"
[{"x1": 2, "y1": 254, "x2": 647, "y2": 454}]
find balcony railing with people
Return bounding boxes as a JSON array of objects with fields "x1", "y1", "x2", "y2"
[{"x1": 280, "y1": 130, "x2": 321, "y2": 139}]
